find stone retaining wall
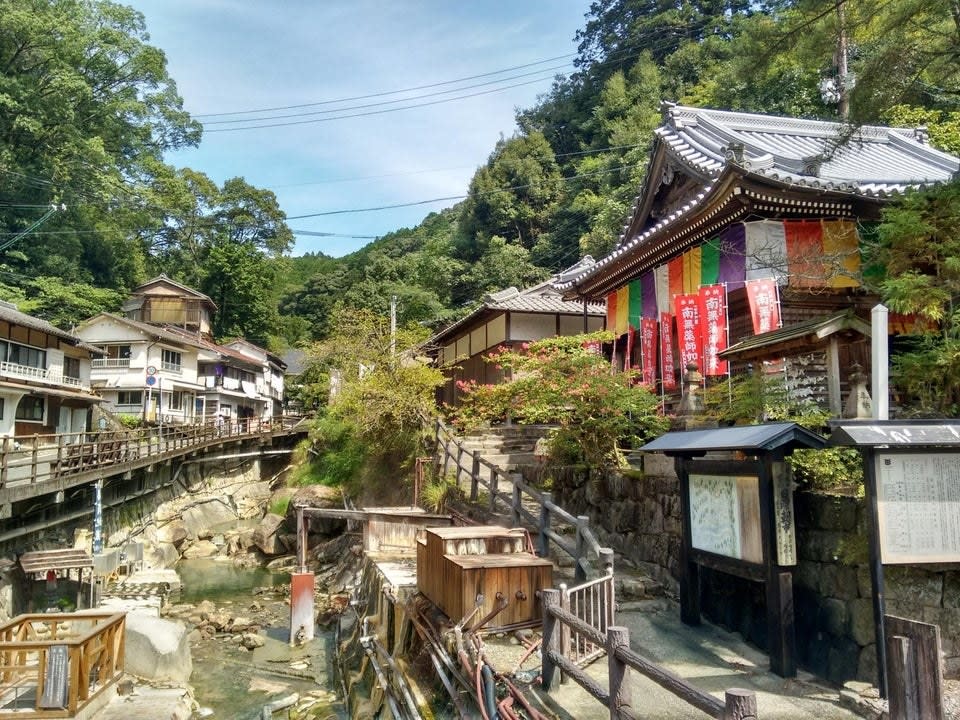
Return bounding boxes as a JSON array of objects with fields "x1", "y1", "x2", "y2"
[{"x1": 538, "y1": 456, "x2": 960, "y2": 685}]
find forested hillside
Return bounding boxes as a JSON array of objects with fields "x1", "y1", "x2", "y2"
[{"x1": 3, "y1": 0, "x2": 960, "y2": 349}]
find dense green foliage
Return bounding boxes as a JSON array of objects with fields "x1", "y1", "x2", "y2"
[
  {"x1": 4, "y1": 0, "x2": 960, "y2": 378},
  {"x1": 294, "y1": 308, "x2": 445, "y2": 499},
  {"x1": 453, "y1": 333, "x2": 669, "y2": 468}
]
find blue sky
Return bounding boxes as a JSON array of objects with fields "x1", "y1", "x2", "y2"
[{"x1": 126, "y1": 1, "x2": 592, "y2": 257}]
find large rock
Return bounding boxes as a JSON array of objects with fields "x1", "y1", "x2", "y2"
[
  {"x1": 124, "y1": 614, "x2": 193, "y2": 682},
  {"x1": 180, "y1": 499, "x2": 237, "y2": 540},
  {"x1": 181, "y1": 540, "x2": 219, "y2": 559},
  {"x1": 233, "y1": 481, "x2": 273, "y2": 519},
  {"x1": 253, "y1": 513, "x2": 288, "y2": 556},
  {"x1": 285, "y1": 485, "x2": 345, "y2": 536}
]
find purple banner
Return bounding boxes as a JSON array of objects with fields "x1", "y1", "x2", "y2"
[
  {"x1": 718, "y1": 224, "x2": 746, "y2": 291},
  {"x1": 640, "y1": 271, "x2": 657, "y2": 319}
]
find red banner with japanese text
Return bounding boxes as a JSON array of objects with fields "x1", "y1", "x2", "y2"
[
  {"x1": 640, "y1": 318, "x2": 658, "y2": 386},
  {"x1": 659, "y1": 312, "x2": 676, "y2": 389},
  {"x1": 745, "y1": 278, "x2": 780, "y2": 334},
  {"x1": 674, "y1": 294, "x2": 702, "y2": 373},
  {"x1": 697, "y1": 284, "x2": 728, "y2": 376}
]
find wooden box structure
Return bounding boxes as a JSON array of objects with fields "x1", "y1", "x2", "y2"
[{"x1": 417, "y1": 526, "x2": 552, "y2": 627}]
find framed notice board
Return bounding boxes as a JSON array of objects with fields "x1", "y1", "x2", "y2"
[
  {"x1": 874, "y1": 452, "x2": 960, "y2": 564},
  {"x1": 642, "y1": 422, "x2": 826, "y2": 680}
]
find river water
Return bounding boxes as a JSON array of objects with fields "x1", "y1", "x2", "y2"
[{"x1": 176, "y1": 558, "x2": 347, "y2": 720}]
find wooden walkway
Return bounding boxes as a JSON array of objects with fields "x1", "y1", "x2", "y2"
[{"x1": 0, "y1": 417, "x2": 307, "y2": 505}]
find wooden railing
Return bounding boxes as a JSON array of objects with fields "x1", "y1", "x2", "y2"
[
  {"x1": 434, "y1": 418, "x2": 614, "y2": 583},
  {"x1": 0, "y1": 612, "x2": 125, "y2": 718},
  {"x1": 541, "y1": 589, "x2": 758, "y2": 720},
  {"x1": 0, "y1": 416, "x2": 305, "y2": 494}
]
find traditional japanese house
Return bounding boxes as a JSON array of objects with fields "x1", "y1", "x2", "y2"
[
  {"x1": 557, "y1": 103, "x2": 960, "y2": 413},
  {"x1": 428, "y1": 258, "x2": 606, "y2": 406},
  {"x1": 0, "y1": 302, "x2": 102, "y2": 439}
]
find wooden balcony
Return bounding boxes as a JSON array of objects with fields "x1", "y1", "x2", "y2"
[{"x1": 0, "y1": 612, "x2": 125, "y2": 718}]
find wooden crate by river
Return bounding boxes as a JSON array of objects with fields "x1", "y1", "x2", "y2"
[{"x1": 416, "y1": 526, "x2": 552, "y2": 628}]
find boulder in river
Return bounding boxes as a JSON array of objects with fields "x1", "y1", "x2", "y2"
[
  {"x1": 124, "y1": 614, "x2": 193, "y2": 682},
  {"x1": 253, "y1": 513, "x2": 289, "y2": 556}
]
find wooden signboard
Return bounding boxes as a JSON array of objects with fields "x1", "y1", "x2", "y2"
[
  {"x1": 689, "y1": 473, "x2": 762, "y2": 564},
  {"x1": 39, "y1": 644, "x2": 69, "y2": 709},
  {"x1": 875, "y1": 452, "x2": 960, "y2": 564}
]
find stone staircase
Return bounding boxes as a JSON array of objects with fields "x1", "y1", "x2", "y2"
[{"x1": 457, "y1": 425, "x2": 552, "y2": 469}]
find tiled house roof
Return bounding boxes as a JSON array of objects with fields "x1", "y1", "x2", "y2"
[
  {"x1": 558, "y1": 104, "x2": 960, "y2": 296},
  {"x1": 429, "y1": 261, "x2": 606, "y2": 347}
]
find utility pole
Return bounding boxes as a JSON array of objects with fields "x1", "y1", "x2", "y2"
[
  {"x1": 390, "y1": 295, "x2": 397, "y2": 358},
  {"x1": 836, "y1": 0, "x2": 850, "y2": 120}
]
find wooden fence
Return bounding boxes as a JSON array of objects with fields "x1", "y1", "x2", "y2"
[
  {"x1": 0, "y1": 612, "x2": 125, "y2": 718},
  {"x1": 434, "y1": 418, "x2": 613, "y2": 584},
  {"x1": 0, "y1": 417, "x2": 303, "y2": 501},
  {"x1": 541, "y1": 589, "x2": 758, "y2": 719}
]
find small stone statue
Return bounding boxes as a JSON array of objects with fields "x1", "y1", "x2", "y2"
[
  {"x1": 678, "y1": 362, "x2": 704, "y2": 416},
  {"x1": 843, "y1": 363, "x2": 872, "y2": 419}
]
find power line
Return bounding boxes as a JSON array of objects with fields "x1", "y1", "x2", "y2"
[
  {"x1": 290, "y1": 229, "x2": 379, "y2": 239},
  {"x1": 192, "y1": 52, "x2": 578, "y2": 118},
  {"x1": 204, "y1": 75, "x2": 562, "y2": 132},
  {"x1": 201, "y1": 64, "x2": 572, "y2": 125},
  {"x1": 286, "y1": 163, "x2": 636, "y2": 219},
  {"x1": 264, "y1": 143, "x2": 644, "y2": 189}
]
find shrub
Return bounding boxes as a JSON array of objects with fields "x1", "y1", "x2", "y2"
[{"x1": 454, "y1": 332, "x2": 668, "y2": 469}]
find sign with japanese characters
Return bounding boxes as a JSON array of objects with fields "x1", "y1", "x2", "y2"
[
  {"x1": 673, "y1": 294, "x2": 702, "y2": 372},
  {"x1": 875, "y1": 452, "x2": 960, "y2": 564},
  {"x1": 639, "y1": 318, "x2": 658, "y2": 386},
  {"x1": 745, "y1": 278, "x2": 780, "y2": 334},
  {"x1": 659, "y1": 312, "x2": 676, "y2": 389},
  {"x1": 698, "y1": 284, "x2": 728, "y2": 376},
  {"x1": 689, "y1": 473, "x2": 763, "y2": 563}
]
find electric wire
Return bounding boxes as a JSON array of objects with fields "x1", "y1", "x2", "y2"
[
  {"x1": 192, "y1": 52, "x2": 578, "y2": 117},
  {"x1": 201, "y1": 64, "x2": 572, "y2": 125}
]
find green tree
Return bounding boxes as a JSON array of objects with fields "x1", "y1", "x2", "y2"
[
  {"x1": 863, "y1": 180, "x2": 960, "y2": 414},
  {"x1": 0, "y1": 0, "x2": 200, "y2": 288},
  {"x1": 457, "y1": 236, "x2": 549, "y2": 302},
  {"x1": 458, "y1": 133, "x2": 565, "y2": 259},
  {"x1": 299, "y1": 309, "x2": 445, "y2": 499},
  {"x1": 201, "y1": 239, "x2": 279, "y2": 347}
]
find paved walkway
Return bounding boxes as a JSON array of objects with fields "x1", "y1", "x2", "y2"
[{"x1": 536, "y1": 596, "x2": 867, "y2": 720}]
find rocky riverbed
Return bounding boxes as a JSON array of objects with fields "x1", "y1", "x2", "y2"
[{"x1": 162, "y1": 558, "x2": 350, "y2": 720}]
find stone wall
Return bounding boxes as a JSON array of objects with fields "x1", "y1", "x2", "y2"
[{"x1": 541, "y1": 455, "x2": 960, "y2": 685}]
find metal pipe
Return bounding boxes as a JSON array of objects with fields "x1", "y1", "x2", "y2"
[
  {"x1": 360, "y1": 637, "x2": 404, "y2": 719},
  {"x1": 467, "y1": 593, "x2": 508, "y2": 633},
  {"x1": 481, "y1": 663, "x2": 498, "y2": 720}
]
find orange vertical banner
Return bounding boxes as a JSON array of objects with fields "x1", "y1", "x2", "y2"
[
  {"x1": 821, "y1": 220, "x2": 861, "y2": 287},
  {"x1": 785, "y1": 220, "x2": 825, "y2": 287},
  {"x1": 606, "y1": 291, "x2": 617, "y2": 332},
  {"x1": 668, "y1": 256, "x2": 684, "y2": 303}
]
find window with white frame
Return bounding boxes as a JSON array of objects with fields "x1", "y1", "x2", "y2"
[
  {"x1": 169, "y1": 391, "x2": 184, "y2": 411},
  {"x1": 161, "y1": 348, "x2": 182, "y2": 373}
]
